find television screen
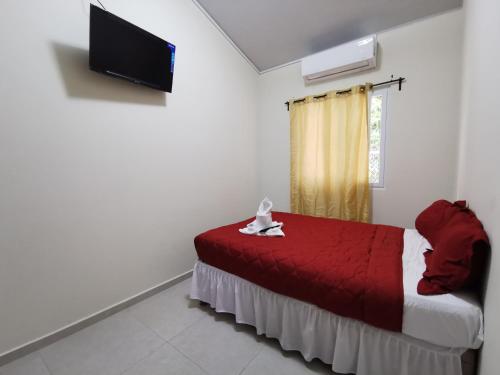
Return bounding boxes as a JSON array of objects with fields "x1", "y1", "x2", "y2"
[{"x1": 89, "y1": 4, "x2": 175, "y2": 93}]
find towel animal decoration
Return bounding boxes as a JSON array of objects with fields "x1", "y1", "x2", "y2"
[{"x1": 239, "y1": 197, "x2": 285, "y2": 237}]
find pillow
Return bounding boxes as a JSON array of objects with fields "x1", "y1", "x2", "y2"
[
  {"x1": 415, "y1": 200, "x2": 467, "y2": 247},
  {"x1": 417, "y1": 203, "x2": 489, "y2": 295}
]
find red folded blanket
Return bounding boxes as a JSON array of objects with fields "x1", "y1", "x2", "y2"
[{"x1": 194, "y1": 212, "x2": 405, "y2": 332}]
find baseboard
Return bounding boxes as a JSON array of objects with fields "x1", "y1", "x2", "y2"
[{"x1": 0, "y1": 269, "x2": 193, "y2": 367}]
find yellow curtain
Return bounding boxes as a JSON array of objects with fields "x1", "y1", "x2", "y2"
[{"x1": 290, "y1": 85, "x2": 371, "y2": 222}]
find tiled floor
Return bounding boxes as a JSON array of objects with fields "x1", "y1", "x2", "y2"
[{"x1": 0, "y1": 278, "x2": 334, "y2": 375}]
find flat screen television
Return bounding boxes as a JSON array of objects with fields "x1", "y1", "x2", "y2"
[{"x1": 89, "y1": 4, "x2": 176, "y2": 93}]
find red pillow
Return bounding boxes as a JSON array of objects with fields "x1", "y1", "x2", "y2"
[
  {"x1": 417, "y1": 203, "x2": 489, "y2": 295},
  {"x1": 415, "y1": 200, "x2": 467, "y2": 247}
]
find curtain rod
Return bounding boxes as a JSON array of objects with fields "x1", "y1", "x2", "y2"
[{"x1": 285, "y1": 76, "x2": 406, "y2": 111}]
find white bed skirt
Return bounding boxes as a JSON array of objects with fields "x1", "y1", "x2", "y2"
[{"x1": 190, "y1": 261, "x2": 465, "y2": 375}]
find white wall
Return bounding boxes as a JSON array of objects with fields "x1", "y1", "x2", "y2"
[
  {"x1": 0, "y1": 0, "x2": 258, "y2": 355},
  {"x1": 458, "y1": 1, "x2": 500, "y2": 374},
  {"x1": 257, "y1": 9, "x2": 464, "y2": 228},
  {"x1": 3, "y1": 1, "x2": 497, "y2": 367}
]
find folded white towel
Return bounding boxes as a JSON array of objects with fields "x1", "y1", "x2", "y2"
[{"x1": 239, "y1": 197, "x2": 285, "y2": 237}]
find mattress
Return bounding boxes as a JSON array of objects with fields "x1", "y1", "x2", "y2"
[
  {"x1": 402, "y1": 229, "x2": 483, "y2": 349},
  {"x1": 194, "y1": 216, "x2": 483, "y2": 349}
]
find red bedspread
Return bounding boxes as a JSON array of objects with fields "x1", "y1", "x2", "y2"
[{"x1": 194, "y1": 212, "x2": 405, "y2": 332}]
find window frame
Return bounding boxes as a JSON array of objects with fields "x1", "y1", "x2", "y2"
[{"x1": 368, "y1": 87, "x2": 388, "y2": 189}]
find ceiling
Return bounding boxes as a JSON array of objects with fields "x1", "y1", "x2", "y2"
[{"x1": 195, "y1": 0, "x2": 463, "y2": 72}]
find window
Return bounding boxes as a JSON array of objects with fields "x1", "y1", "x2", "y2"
[{"x1": 368, "y1": 88, "x2": 388, "y2": 188}]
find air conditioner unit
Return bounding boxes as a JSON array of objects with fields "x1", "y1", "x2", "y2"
[{"x1": 301, "y1": 35, "x2": 377, "y2": 83}]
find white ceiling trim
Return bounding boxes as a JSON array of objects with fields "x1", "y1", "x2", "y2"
[
  {"x1": 190, "y1": 0, "x2": 260, "y2": 74},
  {"x1": 259, "y1": 58, "x2": 302, "y2": 75}
]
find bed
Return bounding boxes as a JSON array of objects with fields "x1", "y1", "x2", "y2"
[{"x1": 190, "y1": 212, "x2": 483, "y2": 375}]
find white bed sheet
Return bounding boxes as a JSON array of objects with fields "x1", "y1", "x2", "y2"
[{"x1": 402, "y1": 229, "x2": 483, "y2": 349}]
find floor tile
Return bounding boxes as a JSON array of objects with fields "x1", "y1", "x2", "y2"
[
  {"x1": 39, "y1": 311, "x2": 164, "y2": 375},
  {"x1": 122, "y1": 343, "x2": 207, "y2": 375},
  {"x1": 170, "y1": 312, "x2": 262, "y2": 375},
  {"x1": 127, "y1": 278, "x2": 208, "y2": 341},
  {"x1": 0, "y1": 354, "x2": 50, "y2": 375},
  {"x1": 1, "y1": 277, "x2": 333, "y2": 375},
  {"x1": 241, "y1": 339, "x2": 334, "y2": 375}
]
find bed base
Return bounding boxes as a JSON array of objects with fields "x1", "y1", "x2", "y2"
[
  {"x1": 461, "y1": 349, "x2": 478, "y2": 375},
  {"x1": 198, "y1": 299, "x2": 477, "y2": 375},
  {"x1": 192, "y1": 261, "x2": 477, "y2": 375}
]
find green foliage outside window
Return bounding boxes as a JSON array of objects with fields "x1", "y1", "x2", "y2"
[{"x1": 369, "y1": 95, "x2": 383, "y2": 184}]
